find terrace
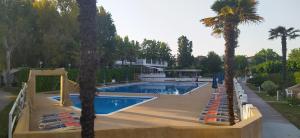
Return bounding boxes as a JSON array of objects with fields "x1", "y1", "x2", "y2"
[{"x1": 10, "y1": 69, "x2": 261, "y2": 138}]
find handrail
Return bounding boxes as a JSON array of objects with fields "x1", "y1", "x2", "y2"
[
  {"x1": 8, "y1": 83, "x2": 27, "y2": 138},
  {"x1": 234, "y1": 78, "x2": 252, "y2": 120}
]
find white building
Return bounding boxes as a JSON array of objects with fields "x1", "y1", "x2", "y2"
[
  {"x1": 114, "y1": 59, "x2": 168, "y2": 68},
  {"x1": 114, "y1": 59, "x2": 206, "y2": 82}
]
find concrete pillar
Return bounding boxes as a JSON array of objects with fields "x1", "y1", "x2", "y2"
[
  {"x1": 60, "y1": 73, "x2": 71, "y2": 106},
  {"x1": 26, "y1": 73, "x2": 36, "y2": 109}
]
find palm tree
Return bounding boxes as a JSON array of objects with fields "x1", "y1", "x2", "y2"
[
  {"x1": 269, "y1": 26, "x2": 300, "y2": 92},
  {"x1": 76, "y1": 0, "x2": 97, "y2": 137},
  {"x1": 201, "y1": 0, "x2": 263, "y2": 125}
]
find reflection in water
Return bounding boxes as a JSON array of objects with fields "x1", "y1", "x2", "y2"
[
  {"x1": 98, "y1": 82, "x2": 203, "y2": 95},
  {"x1": 53, "y1": 95, "x2": 152, "y2": 115}
]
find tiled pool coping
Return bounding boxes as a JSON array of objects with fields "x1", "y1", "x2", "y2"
[
  {"x1": 48, "y1": 94, "x2": 157, "y2": 116},
  {"x1": 97, "y1": 82, "x2": 209, "y2": 95}
]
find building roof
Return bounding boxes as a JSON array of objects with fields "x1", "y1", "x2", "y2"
[
  {"x1": 165, "y1": 69, "x2": 202, "y2": 72},
  {"x1": 288, "y1": 84, "x2": 300, "y2": 92}
]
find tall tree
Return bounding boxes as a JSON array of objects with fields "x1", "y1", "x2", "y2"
[
  {"x1": 57, "y1": 0, "x2": 80, "y2": 67},
  {"x1": 141, "y1": 39, "x2": 159, "y2": 61},
  {"x1": 96, "y1": 6, "x2": 117, "y2": 66},
  {"x1": 0, "y1": 0, "x2": 36, "y2": 85},
  {"x1": 158, "y1": 42, "x2": 172, "y2": 64},
  {"x1": 141, "y1": 39, "x2": 172, "y2": 64},
  {"x1": 235, "y1": 55, "x2": 248, "y2": 76},
  {"x1": 252, "y1": 48, "x2": 280, "y2": 65},
  {"x1": 205, "y1": 52, "x2": 223, "y2": 74},
  {"x1": 115, "y1": 35, "x2": 126, "y2": 64},
  {"x1": 76, "y1": 0, "x2": 97, "y2": 137},
  {"x1": 201, "y1": 0, "x2": 263, "y2": 125},
  {"x1": 288, "y1": 48, "x2": 300, "y2": 71},
  {"x1": 177, "y1": 35, "x2": 193, "y2": 68},
  {"x1": 127, "y1": 40, "x2": 140, "y2": 65},
  {"x1": 33, "y1": 0, "x2": 65, "y2": 67},
  {"x1": 269, "y1": 26, "x2": 300, "y2": 90}
]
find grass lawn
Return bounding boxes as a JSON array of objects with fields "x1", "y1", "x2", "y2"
[
  {"x1": 247, "y1": 83, "x2": 300, "y2": 129},
  {"x1": 268, "y1": 102, "x2": 300, "y2": 129},
  {"x1": 255, "y1": 92, "x2": 278, "y2": 101},
  {"x1": 0, "y1": 102, "x2": 14, "y2": 138},
  {"x1": 1, "y1": 87, "x2": 21, "y2": 95},
  {"x1": 0, "y1": 87, "x2": 19, "y2": 138}
]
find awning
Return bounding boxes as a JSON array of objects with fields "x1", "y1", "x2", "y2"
[
  {"x1": 144, "y1": 66, "x2": 164, "y2": 71},
  {"x1": 164, "y1": 69, "x2": 201, "y2": 72}
]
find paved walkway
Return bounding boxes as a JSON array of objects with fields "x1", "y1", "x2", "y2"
[
  {"x1": 30, "y1": 83, "x2": 213, "y2": 130},
  {"x1": 241, "y1": 82, "x2": 300, "y2": 138},
  {"x1": 0, "y1": 89, "x2": 12, "y2": 111}
]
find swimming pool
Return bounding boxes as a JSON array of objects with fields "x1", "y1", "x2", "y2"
[
  {"x1": 97, "y1": 82, "x2": 207, "y2": 95},
  {"x1": 51, "y1": 95, "x2": 156, "y2": 115}
]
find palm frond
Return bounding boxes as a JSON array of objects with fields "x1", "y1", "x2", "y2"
[
  {"x1": 287, "y1": 29, "x2": 300, "y2": 35},
  {"x1": 289, "y1": 34, "x2": 300, "y2": 39},
  {"x1": 220, "y1": 6, "x2": 235, "y2": 16},
  {"x1": 240, "y1": 14, "x2": 264, "y2": 24},
  {"x1": 237, "y1": 0, "x2": 264, "y2": 24},
  {"x1": 200, "y1": 16, "x2": 219, "y2": 27},
  {"x1": 211, "y1": 0, "x2": 238, "y2": 14},
  {"x1": 268, "y1": 26, "x2": 287, "y2": 39},
  {"x1": 286, "y1": 27, "x2": 295, "y2": 33},
  {"x1": 268, "y1": 36, "x2": 276, "y2": 40},
  {"x1": 202, "y1": 0, "x2": 263, "y2": 38},
  {"x1": 201, "y1": 16, "x2": 225, "y2": 36}
]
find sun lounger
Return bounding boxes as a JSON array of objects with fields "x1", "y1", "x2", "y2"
[
  {"x1": 39, "y1": 117, "x2": 79, "y2": 126},
  {"x1": 41, "y1": 112, "x2": 75, "y2": 117},
  {"x1": 40, "y1": 123, "x2": 66, "y2": 130},
  {"x1": 39, "y1": 112, "x2": 80, "y2": 130},
  {"x1": 199, "y1": 116, "x2": 240, "y2": 126},
  {"x1": 40, "y1": 115, "x2": 80, "y2": 123},
  {"x1": 40, "y1": 113, "x2": 75, "y2": 118},
  {"x1": 40, "y1": 114, "x2": 79, "y2": 121},
  {"x1": 39, "y1": 120, "x2": 80, "y2": 130}
]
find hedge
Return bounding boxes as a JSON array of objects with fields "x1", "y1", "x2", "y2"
[
  {"x1": 247, "y1": 72, "x2": 297, "y2": 89},
  {"x1": 14, "y1": 67, "x2": 137, "y2": 92},
  {"x1": 294, "y1": 72, "x2": 300, "y2": 84}
]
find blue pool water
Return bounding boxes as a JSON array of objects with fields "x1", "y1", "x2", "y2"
[
  {"x1": 97, "y1": 82, "x2": 206, "y2": 95},
  {"x1": 52, "y1": 95, "x2": 154, "y2": 115}
]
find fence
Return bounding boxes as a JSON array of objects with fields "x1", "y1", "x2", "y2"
[
  {"x1": 8, "y1": 83, "x2": 27, "y2": 138},
  {"x1": 234, "y1": 78, "x2": 254, "y2": 120}
]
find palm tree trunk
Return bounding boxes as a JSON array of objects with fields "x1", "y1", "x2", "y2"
[
  {"x1": 76, "y1": 0, "x2": 97, "y2": 137},
  {"x1": 3, "y1": 36, "x2": 11, "y2": 86},
  {"x1": 223, "y1": 22, "x2": 237, "y2": 125},
  {"x1": 281, "y1": 36, "x2": 287, "y2": 92}
]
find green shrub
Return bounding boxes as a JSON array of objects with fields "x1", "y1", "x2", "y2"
[
  {"x1": 294, "y1": 72, "x2": 300, "y2": 84},
  {"x1": 67, "y1": 69, "x2": 79, "y2": 81},
  {"x1": 14, "y1": 67, "x2": 137, "y2": 92},
  {"x1": 287, "y1": 97, "x2": 300, "y2": 106},
  {"x1": 247, "y1": 75, "x2": 267, "y2": 87},
  {"x1": 261, "y1": 80, "x2": 278, "y2": 96},
  {"x1": 252, "y1": 61, "x2": 282, "y2": 74},
  {"x1": 36, "y1": 76, "x2": 60, "y2": 92},
  {"x1": 15, "y1": 68, "x2": 30, "y2": 86},
  {"x1": 248, "y1": 73, "x2": 296, "y2": 89}
]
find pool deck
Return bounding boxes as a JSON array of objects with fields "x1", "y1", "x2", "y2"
[{"x1": 30, "y1": 83, "x2": 213, "y2": 131}]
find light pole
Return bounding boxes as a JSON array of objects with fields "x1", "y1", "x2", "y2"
[
  {"x1": 39, "y1": 61, "x2": 43, "y2": 68},
  {"x1": 103, "y1": 66, "x2": 108, "y2": 86},
  {"x1": 68, "y1": 63, "x2": 71, "y2": 70}
]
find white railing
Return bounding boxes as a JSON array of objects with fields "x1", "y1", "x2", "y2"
[
  {"x1": 8, "y1": 83, "x2": 27, "y2": 138},
  {"x1": 115, "y1": 59, "x2": 168, "y2": 67},
  {"x1": 140, "y1": 77, "x2": 198, "y2": 82},
  {"x1": 285, "y1": 89, "x2": 294, "y2": 97},
  {"x1": 234, "y1": 78, "x2": 254, "y2": 120},
  {"x1": 139, "y1": 73, "x2": 166, "y2": 78}
]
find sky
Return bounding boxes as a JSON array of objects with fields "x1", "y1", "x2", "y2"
[{"x1": 97, "y1": 0, "x2": 300, "y2": 57}]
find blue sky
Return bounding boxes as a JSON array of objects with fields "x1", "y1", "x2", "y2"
[{"x1": 97, "y1": 0, "x2": 300, "y2": 57}]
